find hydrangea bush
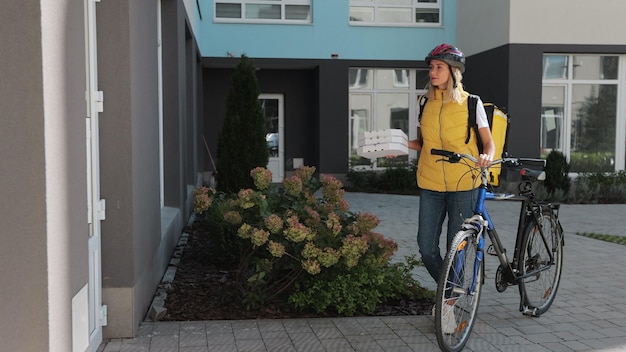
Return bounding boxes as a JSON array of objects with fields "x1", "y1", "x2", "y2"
[{"x1": 193, "y1": 166, "x2": 425, "y2": 315}]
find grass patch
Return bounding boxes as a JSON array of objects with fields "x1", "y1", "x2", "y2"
[{"x1": 577, "y1": 232, "x2": 626, "y2": 246}]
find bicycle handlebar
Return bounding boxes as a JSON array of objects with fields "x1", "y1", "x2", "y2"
[{"x1": 430, "y1": 148, "x2": 546, "y2": 181}]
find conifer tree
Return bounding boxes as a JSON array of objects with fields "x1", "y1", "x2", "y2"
[{"x1": 216, "y1": 55, "x2": 269, "y2": 193}]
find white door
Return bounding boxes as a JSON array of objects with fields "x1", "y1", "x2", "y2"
[
  {"x1": 260, "y1": 94, "x2": 284, "y2": 182},
  {"x1": 85, "y1": 0, "x2": 106, "y2": 350}
]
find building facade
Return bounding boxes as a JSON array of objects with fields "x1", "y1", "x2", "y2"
[
  {"x1": 1, "y1": 1, "x2": 625, "y2": 351},
  {"x1": 0, "y1": 0, "x2": 203, "y2": 351},
  {"x1": 459, "y1": 0, "x2": 626, "y2": 173},
  {"x1": 198, "y1": 0, "x2": 626, "y2": 177}
]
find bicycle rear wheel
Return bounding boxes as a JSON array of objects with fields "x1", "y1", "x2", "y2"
[
  {"x1": 518, "y1": 211, "x2": 563, "y2": 316},
  {"x1": 435, "y1": 229, "x2": 483, "y2": 352}
]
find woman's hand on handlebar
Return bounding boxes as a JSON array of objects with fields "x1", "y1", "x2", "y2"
[{"x1": 476, "y1": 153, "x2": 493, "y2": 168}]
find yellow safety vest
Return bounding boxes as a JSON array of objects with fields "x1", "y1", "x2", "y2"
[{"x1": 417, "y1": 89, "x2": 480, "y2": 192}]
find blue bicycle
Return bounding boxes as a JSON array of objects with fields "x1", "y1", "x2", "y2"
[{"x1": 431, "y1": 149, "x2": 564, "y2": 352}]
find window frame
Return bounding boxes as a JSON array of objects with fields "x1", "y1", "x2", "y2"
[
  {"x1": 214, "y1": 0, "x2": 312, "y2": 24},
  {"x1": 349, "y1": 0, "x2": 441, "y2": 27},
  {"x1": 541, "y1": 54, "x2": 625, "y2": 172}
]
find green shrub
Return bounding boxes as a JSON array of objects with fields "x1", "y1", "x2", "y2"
[
  {"x1": 289, "y1": 255, "x2": 426, "y2": 315},
  {"x1": 573, "y1": 171, "x2": 626, "y2": 204},
  {"x1": 216, "y1": 55, "x2": 269, "y2": 193},
  {"x1": 194, "y1": 166, "x2": 426, "y2": 314},
  {"x1": 544, "y1": 150, "x2": 570, "y2": 201},
  {"x1": 346, "y1": 168, "x2": 380, "y2": 193},
  {"x1": 378, "y1": 167, "x2": 418, "y2": 194},
  {"x1": 569, "y1": 152, "x2": 615, "y2": 173},
  {"x1": 347, "y1": 160, "x2": 419, "y2": 195}
]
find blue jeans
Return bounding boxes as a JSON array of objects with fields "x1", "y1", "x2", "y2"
[{"x1": 418, "y1": 189, "x2": 477, "y2": 284}]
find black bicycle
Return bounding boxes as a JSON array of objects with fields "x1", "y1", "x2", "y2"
[{"x1": 431, "y1": 149, "x2": 564, "y2": 352}]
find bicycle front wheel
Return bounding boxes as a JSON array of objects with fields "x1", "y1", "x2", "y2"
[
  {"x1": 518, "y1": 212, "x2": 563, "y2": 316},
  {"x1": 435, "y1": 229, "x2": 483, "y2": 352}
]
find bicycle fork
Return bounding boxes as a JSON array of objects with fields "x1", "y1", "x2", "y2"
[{"x1": 451, "y1": 218, "x2": 486, "y2": 297}]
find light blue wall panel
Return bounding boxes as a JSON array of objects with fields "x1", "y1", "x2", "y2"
[{"x1": 193, "y1": 1, "x2": 457, "y2": 62}]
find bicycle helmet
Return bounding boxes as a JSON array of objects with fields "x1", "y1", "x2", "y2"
[{"x1": 425, "y1": 44, "x2": 465, "y2": 73}]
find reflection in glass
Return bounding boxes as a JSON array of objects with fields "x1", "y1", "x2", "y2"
[
  {"x1": 543, "y1": 55, "x2": 568, "y2": 80},
  {"x1": 350, "y1": 92, "x2": 372, "y2": 166},
  {"x1": 572, "y1": 55, "x2": 618, "y2": 80},
  {"x1": 379, "y1": 7, "x2": 412, "y2": 23},
  {"x1": 285, "y1": 5, "x2": 310, "y2": 20},
  {"x1": 540, "y1": 107, "x2": 563, "y2": 158},
  {"x1": 349, "y1": 68, "x2": 371, "y2": 89},
  {"x1": 349, "y1": 1, "x2": 440, "y2": 24},
  {"x1": 349, "y1": 7, "x2": 374, "y2": 22},
  {"x1": 416, "y1": 69, "x2": 429, "y2": 89},
  {"x1": 570, "y1": 84, "x2": 616, "y2": 172},
  {"x1": 376, "y1": 93, "x2": 409, "y2": 134},
  {"x1": 261, "y1": 99, "x2": 280, "y2": 157},
  {"x1": 415, "y1": 9, "x2": 439, "y2": 23},
  {"x1": 247, "y1": 4, "x2": 281, "y2": 19},
  {"x1": 540, "y1": 86, "x2": 565, "y2": 158},
  {"x1": 216, "y1": 3, "x2": 241, "y2": 18}
]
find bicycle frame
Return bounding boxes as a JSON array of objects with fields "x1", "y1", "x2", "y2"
[
  {"x1": 460, "y1": 162, "x2": 559, "y2": 293},
  {"x1": 433, "y1": 148, "x2": 564, "y2": 351}
]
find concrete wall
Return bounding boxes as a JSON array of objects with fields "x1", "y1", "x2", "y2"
[
  {"x1": 509, "y1": 0, "x2": 626, "y2": 45},
  {"x1": 0, "y1": 1, "x2": 89, "y2": 351},
  {"x1": 457, "y1": 0, "x2": 511, "y2": 56},
  {"x1": 98, "y1": 0, "x2": 202, "y2": 338},
  {"x1": 0, "y1": 2, "x2": 49, "y2": 350},
  {"x1": 458, "y1": 0, "x2": 626, "y2": 56},
  {"x1": 97, "y1": 0, "x2": 162, "y2": 337}
]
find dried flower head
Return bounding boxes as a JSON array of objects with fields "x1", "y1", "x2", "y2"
[
  {"x1": 267, "y1": 240, "x2": 286, "y2": 258},
  {"x1": 250, "y1": 228, "x2": 270, "y2": 247},
  {"x1": 223, "y1": 210, "x2": 243, "y2": 225},
  {"x1": 320, "y1": 174, "x2": 345, "y2": 203},
  {"x1": 193, "y1": 186, "x2": 215, "y2": 214},
  {"x1": 250, "y1": 167, "x2": 272, "y2": 190},
  {"x1": 304, "y1": 206, "x2": 321, "y2": 227},
  {"x1": 237, "y1": 189, "x2": 256, "y2": 209},
  {"x1": 354, "y1": 212, "x2": 380, "y2": 234},
  {"x1": 301, "y1": 259, "x2": 321, "y2": 275},
  {"x1": 318, "y1": 248, "x2": 341, "y2": 268},
  {"x1": 282, "y1": 176, "x2": 303, "y2": 197},
  {"x1": 365, "y1": 232, "x2": 398, "y2": 261},
  {"x1": 237, "y1": 223, "x2": 253, "y2": 239},
  {"x1": 340, "y1": 235, "x2": 369, "y2": 268},
  {"x1": 264, "y1": 214, "x2": 283, "y2": 234},
  {"x1": 325, "y1": 212, "x2": 342, "y2": 236},
  {"x1": 294, "y1": 166, "x2": 316, "y2": 182},
  {"x1": 284, "y1": 215, "x2": 310, "y2": 243},
  {"x1": 301, "y1": 242, "x2": 321, "y2": 259}
]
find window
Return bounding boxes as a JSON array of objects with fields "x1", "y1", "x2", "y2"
[
  {"x1": 349, "y1": 0, "x2": 441, "y2": 26},
  {"x1": 541, "y1": 54, "x2": 625, "y2": 172},
  {"x1": 215, "y1": 0, "x2": 311, "y2": 23},
  {"x1": 349, "y1": 68, "x2": 429, "y2": 168}
]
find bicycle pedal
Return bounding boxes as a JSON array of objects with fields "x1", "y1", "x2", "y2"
[
  {"x1": 486, "y1": 245, "x2": 498, "y2": 256},
  {"x1": 521, "y1": 306, "x2": 541, "y2": 317}
]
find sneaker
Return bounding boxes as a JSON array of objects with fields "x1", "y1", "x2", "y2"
[{"x1": 441, "y1": 303, "x2": 457, "y2": 334}]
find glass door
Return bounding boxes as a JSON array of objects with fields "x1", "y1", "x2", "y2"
[{"x1": 260, "y1": 94, "x2": 284, "y2": 182}]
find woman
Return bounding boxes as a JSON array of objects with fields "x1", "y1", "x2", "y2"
[{"x1": 408, "y1": 44, "x2": 495, "y2": 286}]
